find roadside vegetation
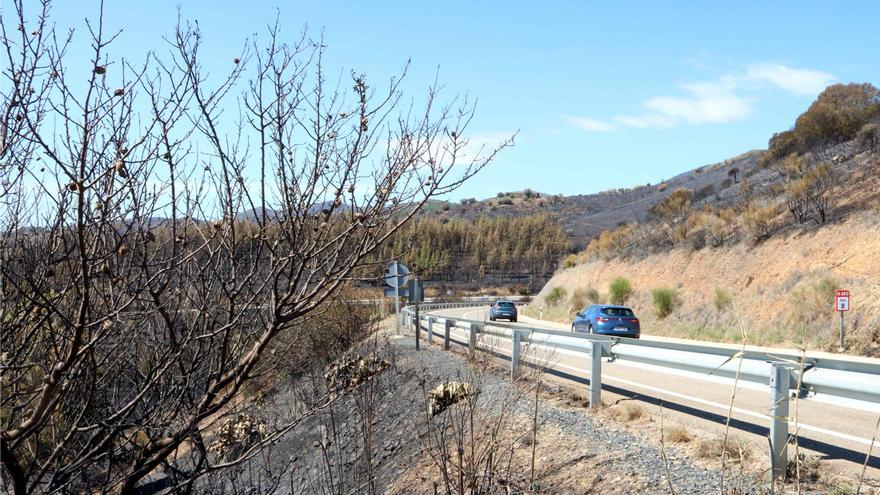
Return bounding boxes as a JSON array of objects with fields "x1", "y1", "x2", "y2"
[
  {"x1": 0, "y1": 1, "x2": 508, "y2": 491},
  {"x1": 651, "y1": 287, "x2": 680, "y2": 318}
]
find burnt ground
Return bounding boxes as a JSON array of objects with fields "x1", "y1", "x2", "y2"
[{"x1": 189, "y1": 321, "x2": 793, "y2": 494}]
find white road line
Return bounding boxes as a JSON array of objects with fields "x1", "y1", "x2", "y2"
[
  {"x1": 544, "y1": 358, "x2": 880, "y2": 450},
  {"x1": 442, "y1": 326, "x2": 880, "y2": 450}
]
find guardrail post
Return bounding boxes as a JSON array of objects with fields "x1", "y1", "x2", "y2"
[
  {"x1": 414, "y1": 305, "x2": 421, "y2": 350},
  {"x1": 427, "y1": 317, "x2": 436, "y2": 344},
  {"x1": 468, "y1": 323, "x2": 479, "y2": 360},
  {"x1": 444, "y1": 320, "x2": 452, "y2": 350},
  {"x1": 590, "y1": 341, "x2": 604, "y2": 410},
  {"x1": 511, "y1": 330, "x2": 525, "y2": 380},
  {"x1": 770, "y1": 363, "x2": 791, "y2": 481}
]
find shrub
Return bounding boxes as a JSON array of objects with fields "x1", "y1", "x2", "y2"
[
  {"x1": 586, "y1": 224, "x2": 634, "y2": 260},
  {"x1": 705, "y1": 208, "x2": 736, "y2": 247},
  {"x1": 496, "y1": 192, "x2": 506, "y2": 198},
  {"x1": 857, "y1": 122, "x2": 880, "y2": 149},
  {"x1": 694, "y1": 183, "x2": 716, "y2": 202},
  {"x1": 663, "y1": 424, "x2": 692, "y2": 443},
  {"x1": 497, "y1": 197, "x2": 513, "y2": 206},
  {"x1": 742, "y1": 203, "x2": 780, "y2": 242},
  {"x1": 441, "y1": 202, "x2": 450, "y2": 211},
  {"x1": 561, "y1": 254, "x2": 579, "y2": 269},
  {"x1": 651, "y1": 287, "x2": 680, "y2": 318},
  {"x1": 766, "y1": 83, "x2": 880, "y2": 160},
  {"x1": 610, "y1": 402, "x2": 643, "y2": 421},
  {"x1": 713, "y1": 287, "x2": 732, "y2": 311},
  {"x1": 545, "y1": 287, "x2": 567, "y2": 306},
  {"x1": 650, "y1": 188, "x2": 693, "y2": 223},
  {"x1": 697, "y1": 436, "x2": 751, "y2": 461},
  {"x1": 584, "y1": 287, "x2": 600, "y2": 304},
  {"x1": 569, "y1": 289, "x2": 587, "y2": 315},
  {"x1": 608, "y1": 277, "x2": 632, "y2": 305},
  {"x1": 788, "y1": 276, "x2": 838, "y2": 326}
]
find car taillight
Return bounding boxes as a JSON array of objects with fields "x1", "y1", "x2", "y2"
[
  {"x1": 596, "y1": 317, "x2": 610, "y2": 322},
  {"x1": 629, "y1": 318, "x2": 639, "y2": 323}
]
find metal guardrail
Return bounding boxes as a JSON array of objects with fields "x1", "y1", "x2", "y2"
[{"x1": 401, "y1": 301, "x2": 880, "y2": 480}]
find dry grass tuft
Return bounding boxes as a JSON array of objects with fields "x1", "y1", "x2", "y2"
[
  {"x1": 610, "y1": 402, "x2": 644, "y2": 421},
  {"x1": 566, "y1": 391, "x2": 590, "y2": 408},
  {"x1": 787, "y1": 453, "x2": 822, "y2": 482},
  {"x1": 696, "y1": 436, "x2": 750, "y2": 462},
  {"x1": 663, "y1": 423, "x2": 692, "y2": 443}
]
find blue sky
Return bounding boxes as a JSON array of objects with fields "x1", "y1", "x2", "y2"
[{"x1": 42, "y1": 1, "x2": 880, "y2": 200}]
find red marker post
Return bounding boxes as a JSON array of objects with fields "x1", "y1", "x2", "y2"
[{"x1": 835, "y1": 289, "x2": 850, "y2": 350}]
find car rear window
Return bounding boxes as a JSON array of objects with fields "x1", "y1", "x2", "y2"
[
  {"x1": 496, "y1": 302, "x2": 515, "y2": 307},
  {"x1": 601, "y1": 307, "x2": 634, "y2": 317}
]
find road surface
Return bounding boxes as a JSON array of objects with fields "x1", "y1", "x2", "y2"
[{"x1": 425, "y1": 305, "x2": 880, "y2": 474}]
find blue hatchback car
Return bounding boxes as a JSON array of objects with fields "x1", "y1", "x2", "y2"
[
  {"x1": 571, "y1": 305, "x2": 640, "y2": 338},
  {"x1": 489, "y1": 300, "x2": 518, "y2": 322}
]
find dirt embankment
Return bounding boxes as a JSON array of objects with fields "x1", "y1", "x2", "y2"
[{"x1": 528, "y1": 211, "x2": 880, "y2": 355}]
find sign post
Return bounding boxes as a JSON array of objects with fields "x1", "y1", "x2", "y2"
[
  {"x1": 835, "y1": 289, "x2": 850, "y2": 350},
  {"x1": 384, "y1": 261, "x2": 409, "y2": 335},
  {"x1": 408, "y1": 277, "x2": 424, "y2": 349}
]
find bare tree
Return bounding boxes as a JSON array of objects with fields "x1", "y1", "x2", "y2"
[
  {"x1": 727, "y1": 167, "x2": 739, "y2": 184},
  {"x1": 0, "y1": 1, "x2": 510, "y2": 493}
]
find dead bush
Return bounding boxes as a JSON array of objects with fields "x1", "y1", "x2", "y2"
[
  {"x1": 696, "y1": 436, "x2": 751, "y2": 462},
  {"x1": 610, "y1": 402, "x2": 644, "y2": 421},
  {"x1": 663, "y1": 423, "x2": 692, "y2": 443},
  {"x1": 705, "y1": 207, "x2": 737, "y2": 247},
  {"x1": 566, "y1": 391, "x2": 590, "y2": 408},
  {"x1": 858, "y1": 122, "x2": 880, "y2": 149},
  {"x1": 325, "y1": 354, "x2": 390, "y2": 393},
  {"x1": 787, "y1": 453, "x2": 823, "y2": 482},
  {"x1": 210, "y1": 414, "x2": 268, "y2": 461},
  {"x1": 788, "y1": 276, "x2": 838, "y2": 327},
  {"x1": 586, "y1": 224, "x2": 634, "y2": 260},
  {"x1": 569, "y1": 288, "x2": 588, "y2": 315},
  {"x1": 427, "y1": 381, "x2": 473, "y2": 416},
  {"x1": 741, "y1": 203, "x2": 780, "y2": 242},
  {"x1": 562, "y1": 253, "x2": 580, "y2": 269}
]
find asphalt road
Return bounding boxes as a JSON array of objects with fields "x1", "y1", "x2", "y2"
[{"x1": 425, "y1": 306, "x2": 880, "y2": 474}]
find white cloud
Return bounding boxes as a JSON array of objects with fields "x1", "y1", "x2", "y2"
[
  {"x1": 613, "y1": 114, "x2": 675, "y2": 129},
  {"x1": 642, "y1": 81, "x2": 752, "y2": 124},
  {"x1": 564, "y1": 116, "x2": 616, "y2": 132},
  {"x1": 566, "y1": 63, "x2": 835, "y2": 132},
  {"x1": 745, "y1": 63, "x2": 835, "y2": 96}
]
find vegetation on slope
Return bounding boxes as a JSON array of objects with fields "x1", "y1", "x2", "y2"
[
  {"x1": 377, "y1": 214, "x2": 571, "y2": 291},
  {"x1": 566, "y1": 83, "x2": 880, "y2": 265},
  {"x1": 531, "y1": 84, "x2": 880, "y2": 355}
]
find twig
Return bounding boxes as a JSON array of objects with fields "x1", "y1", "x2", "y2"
[
  {"x1": 530, "y1": 379, "x2": 539, "y2": 489},
  {"x1": 856, "y1": 414, "x2": 880, "y2": 495},
  {"x1": 658, "y1": 399, "x2": 676, "y2": 495}
]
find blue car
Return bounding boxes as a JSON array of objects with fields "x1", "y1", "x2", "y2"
[
  {"x1": 489, "y1": 300, "x2": 518, "y2": 322},
  {"x1": 571, "y1": 305, "x2": 640, "y2": 338}
]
